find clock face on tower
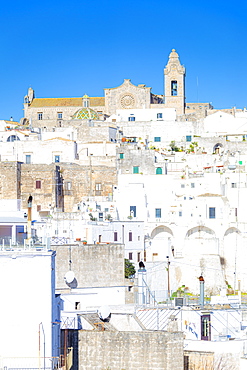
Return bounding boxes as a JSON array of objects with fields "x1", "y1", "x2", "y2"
[{"x1": 120, "y1": 94, "x2": 135, "y2": 109}]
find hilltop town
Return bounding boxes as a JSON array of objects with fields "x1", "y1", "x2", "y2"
[{"x1": 1, "y1": 49, "x2": 247, "y2": 369}]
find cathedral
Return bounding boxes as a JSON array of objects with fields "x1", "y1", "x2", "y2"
[{"x1": 23, "y1": 49, "x2": 191, "y2": 127}]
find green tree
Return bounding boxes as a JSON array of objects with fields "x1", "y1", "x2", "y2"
[
  {"x1": 169, "y1": 140, "x2": 180, "y2": 152},
  {"x1": 125, "y1": 259, "x2": 136, "y2": 278}
]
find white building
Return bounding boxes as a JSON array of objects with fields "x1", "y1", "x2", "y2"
[{"x1": 0, "y1": 249, "x2": 60, "y2": 368}]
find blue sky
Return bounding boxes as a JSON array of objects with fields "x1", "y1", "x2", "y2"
[{"x1": 0, "y1": 0, "x2": 246, "y2": 121}]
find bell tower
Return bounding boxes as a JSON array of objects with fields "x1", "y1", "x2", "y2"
[{"x1": 164, "y1": 49, "x2": 185, "y2": 115}]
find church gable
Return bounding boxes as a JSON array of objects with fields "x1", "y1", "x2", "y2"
[{"x1": 104, "y1": 79, "x2": 152, "y2": 115}]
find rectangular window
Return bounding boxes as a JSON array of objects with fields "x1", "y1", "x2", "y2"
[
  {"x1": 36, "y1": 180, "x2": 41, "y2": 189},
  {"x1": 64, "y1": 181, "x2": 72, "y2": 196},
  {"x1": 54, "y1": 155, "x2": 60, "y2": 163},
  {"x1": 154, "y1": 137, "x2": 161, "y2": 142},
  {"x1": 38, "y1": 113, "x2": 43, "y2": 120},
  {"x1": 119, "y1": 153, "x2": 124, "y2": 159},
  {"x1": 114, "y1": 232, "x2": 118, "y2": 241},
  {"x1": 191, "y1": 183, "x2": 195, "y2": 188},
  {"x1": 129, "y1": 232, "x2": 132, "y2": 241},
  {"x1": 209, "y1": 207, "x2": 215, "y2": 219},
  {"x1": 57, "y1": 112, "x2": 63, "y2": 119},
  {"x1": 186, "y1": 135, "x2": 192, "y2": 142},
  {"x1": 65, "y1": 181, "x2": 72, "y2": 191},
  {"x1": 133, "y1": 166, "x2": 139, "y2": 174},
  {"x1": 25, "y1": 155, "x2": 31, "y2": 164},
  {"x1": 129, "y1": 252, "x2": 133, "y2": 260},
  {"x1": 179, "y1": 211, "x2": 182, "y2": 217},
  {"x1": 157, "y1": 113, "x2": 163, "y2": 119},
  {"x1": 128, "y1": 117, "x2": 135, "y2": 121},
  {"x1": 155, "y1": 208, "x2": 161, "y2": 218},
  {"x1": 37, "y1": 205, "x2": 41, "y2": 212},
  {"x1": 130, "y1": 206, "x2": 136, "y2": 217},
  {"x1": 201, "y1": 315, "x2": 211, "y2": 341},
  {"x1": 95, "y1": 183, "x2": 102, "y2": 196},
  {"x1": 231, "y1": 183, "x2": 237, "y2": 188},
  {"x1": 181, "y1": 184, "x2": 185, "y2": 188},
  {"x1": 99, "y1": 212, "x2": 103, "y2": 221},
  {"x1": 95, "y1": 183, "x2": 102, "y2": 191}
]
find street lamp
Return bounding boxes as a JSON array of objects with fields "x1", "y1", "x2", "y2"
[{"x1": 27, "y1": 195, "x2": 33, "y2": 241}]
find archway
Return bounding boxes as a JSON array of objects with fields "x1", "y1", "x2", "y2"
[
  {"x1": 185, "y1": 226, "x2": 217, "y2": 255},
  {"x1": 148, "y1": 226, "x2": 174, "y2": 261},
  {"x1": 223, "y1": 227, "x2": 245, "y2": 291},
  {"x1": 7, "y1": 135, "x2": 20, "y2": 142},
  {"x1": 213, "y1": 142, "x2": 223, "y2": 154}
]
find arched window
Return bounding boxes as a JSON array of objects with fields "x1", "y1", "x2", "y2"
[
  {"x1": 171, "y1": 80, "x2": 178, "y2": 96},
  {"x1": 7, "y1": 135, "x2": 20, "y2": 142}
]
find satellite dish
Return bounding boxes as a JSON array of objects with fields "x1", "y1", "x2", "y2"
[
  {"x1": 64, "y1": 271, "x2": 75, "y2": 284},
  {"x1": 98, "y1": 305, "x2": 111, "y2": 321}
]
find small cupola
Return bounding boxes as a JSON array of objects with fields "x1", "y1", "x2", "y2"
[{"x1": 82, "y1": 94, "x2": 90, "y2": 108}]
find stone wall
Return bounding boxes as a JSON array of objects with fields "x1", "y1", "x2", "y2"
[
  {"x1": 0, "y1": 161, "x2": 21, "y2": 200},
  {"x1": 78, "y1": 330, "x2": 184, "y2": 370},
  {"x1": 184, "y1": 350, "x2": 214, "y2": 370},
  {"x1": 0, "y1": 161, "x2": 117, "y2": 213},
  {"x1": 53, "y1": 243, "x2": 125, "y2": 289},
  {"x1": 21, "y1": 163, "x2": 55, "y2": 210},
  {"x1": 117, "y1": 145, "x2": 155, "y2": 175},
  {"x1": 184, "y1": 350, "x2": 239, "y2": 370}
]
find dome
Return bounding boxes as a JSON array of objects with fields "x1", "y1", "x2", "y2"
[{"x1": 72, "y1": 107, "x2": 99, "y2": 120}]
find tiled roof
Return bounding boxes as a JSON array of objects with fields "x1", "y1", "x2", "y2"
[
  {"x1": 45, "y1": 137, "x2": 73, "y2": 142},
  {"x1": 198, "y1": 193, "x2": 221, "y2": 197},
  {"x1": 90, "y1": 97, "x2": 105, "y2": 106},
  {"x1": 29, "y1": 97, "x2": 105, "y2": 108},
  {"x1": 4, "y1": 120, "x2": 19, "y2": 124}
]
